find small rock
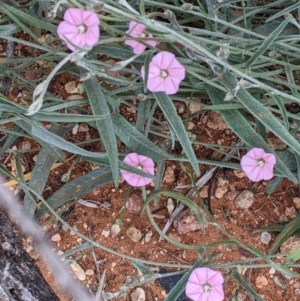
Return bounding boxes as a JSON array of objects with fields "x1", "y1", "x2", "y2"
[
  {"x1": 269, "y1": 267, "x2": 276, "y2": 275},
  {"x1": 237, "y1": 292, "x2": 247, "y2": 301},
  {"x1": 65, "y1": 81, "x2": 77, "y2": 93},
  {"x1": 163, "y1": 166, "x2": 175, "y2": 184},
  {"x1": 188, "y1": 121, "x2": 195, "y2": 130},
  {"x1": 255, "y1": 275, "x2": 268, "y2": 288},
  {"x1": 173, "y1": 209, "x2": 207, "y2": 235},
  {"x1": 206, "y1": 111, "x2": 228, "y2": 130},
  {"x1": 273, "y1": 276, "x2": 288, "y2": 289},
  {"x1": 260, "y1": 232, "x2": 272, "y2": 245},
  {"x1": 285, "y1": 207, "x2": 297, "y2": 219},
  {"x1": 143, "y1": 230, "x2": 153, "y2": 243},
  {"x1": 235, "y1": 190, "x2": 254, "y2": 209},
  {"x1": 126, "y1": 227, "x2": 142, "y2": 242},
  {"x1": 101, "y1": 227, "x2": 110, "y2": 237},
  {"x1": 85, "y1": 269, "x2": 94, "y2": 276},
  {"x1": 70, "y1": 262, "x2": 86, "y2": 281},
  {"x1": 199, "y1": 185, "x2": 208, "y2": 198},
  {"x1": 51, "y1": 233, "x2": 61, "y2": 242},
  {"x1": 215, "y1": 177, "x2": 229, "y2": 199},
  {"x1": 126, "y1": 194, "x2": 142, "y2": 215},
  {"x1": 292, "y1": 197, "x2": 300, "y2": 210},
  {"x1": 280, "y1": 236, "x2": 300, "y2": 253},
  {"x1": 233, "y1": 170, "x2": 246, "y2": 179},
  {"x1": 189, "y1": 103, "x2": 202, "y2": 114},
  {"x1": 279, "y1": 214, "x2": 288, "y2": 223},
  {"x1": 130, "y1": 288, "x2": 145, "y2": 301},
  {"x1": 226, "y1": 191, "x2": 238, "y2": 201}
]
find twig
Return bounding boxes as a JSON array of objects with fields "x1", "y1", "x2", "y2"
[
  {"x1": 0, "y1": 178, "x2": 95, "y2": 301},
  {"x1": 159, "y1": 140, "x2": 244, "y2": 242}
]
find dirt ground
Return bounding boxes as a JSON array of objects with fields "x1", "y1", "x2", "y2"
[{"x1": 2, "y1": 71, "x2": 300, "y2": 300}]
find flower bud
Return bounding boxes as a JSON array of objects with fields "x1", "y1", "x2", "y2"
[
  {"x1": 111, "y1": 219, "x2": 122, "y2": 238},
  {"x1": 181, "y1": 3, "x2": 193, "y2": 11},
  {"x1": 167, "y1": 198, "x2": 174, "y2": 215}
]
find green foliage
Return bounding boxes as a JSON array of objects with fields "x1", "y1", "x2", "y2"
[{"x1": 2, "y1": 0, "x2": 300, "y2": 300}]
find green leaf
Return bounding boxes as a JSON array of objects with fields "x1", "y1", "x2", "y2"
[
  {"x1": 25, "y1": 119, "x2": 107, "y2": 160},
  {"x1": 0, "y1": 3, "x2": 56, "y2": 32},
  {"x1": 233, "y1": 270, "x2": 265, "y2": 301},
  {"x1": 284, "y1": 246, "x2": 300, "y2": 265},
  {"x1": 269, "y1": 213, "x2": 300, "y2": 254},
  {"x1": 83, "y1": 75, "x2": 119, "y2": 186},
  {"x1": 153, "y1": 92, "x2": 200, "y2": 176},
  {"x1": 205, "y1": 84, "x2": 298, "y2": 183},
  {"x1": 112, "y1": 113, "x2": 170, "y2": 162},
  {"x1": 246, "y1": 15, "x2": 292, "y2": 68},
  {"x1": 35, "y1": 167, "x2": 112, "y2": 219},
  {"x1": 24, "y1": 148, "x2": 56, "y2": 213}
]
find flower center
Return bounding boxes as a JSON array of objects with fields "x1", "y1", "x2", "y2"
[
  {"x1": 136, "y1": 164, "x2": 143, "y2": 170},
  {"x1": 160, "y1": 69, "x2": 169, "y2": 78},
  {"x1": 203, "y1": 283, "x2": 212, "y2": 292},
  {"x1": 256, "y1": 158, "x2": 265, "y2": 167},
  {"x1": 77, "y1": 24, "x2": 87, "y2": 34},
  {"x1": 140, "y1": 33, "x2": 147, "y2": 38}
]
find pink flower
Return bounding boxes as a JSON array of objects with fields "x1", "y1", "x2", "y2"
[
  {"x1": 57, "y1": 8, "x2": 100, "y2": 51},
  {"x1": 124, "y1": 21, "x2": 157, "y2": 54},
  {"x1": 141, "y1": 51, "x2": 185, "y2": 95},
  {"x1": 120, "y1": 153, "x2": 155, "y2": 187},
  {"x1": 185, "y1": 267, "x2": 224, "y2": 301},
  {"x1": 240, "y1": 148, "x2": 276, "y2": 182}
]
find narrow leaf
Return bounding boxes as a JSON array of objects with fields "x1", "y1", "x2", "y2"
[
  {"x1": 83, "y1": 75, "x2": 119, "y2": 186},
  {"x1": 35, "y1": 167, "x2": 112, "y2": 219},
  {"x1": 269, "y1": 213, "x2": 300, "y2": 254},
  {"x1": 154, "y1": 92, "x2": 200, "y2": 176},
  {"x1": 112, "y1": 112, "x2": 170, "y2": 162},
  {"x1": 205, "y1": 84, "x2": 298, "y2": 183},
  {"x1": 246, "y1": 15, "x2": 291, "y2": 68}
]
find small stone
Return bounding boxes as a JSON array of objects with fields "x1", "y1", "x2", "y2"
[
  {"x1": 260, "y1": 232, "x2": 272, "y2": 245},
  {"x1": 226, "y1": 191, "x2": 238, "y2": 201},
  {"x1": 143, "y1": 230, "x2": 153, "y2": 243},
  {"x1": 51, "y1": 233, "x2": 61, "y2": 242},
  {"x1": 237, "y1": 292, "x2": 247, "y2": 301},
  {"x1": 163, "y1": 166, "x2": 175, "y2": 184},
  {"x1": 269, "y1": 267, "x2": 276, "y2": 275},
  {"x1": 189, "y1": 103, "x2": 202, "y2": 114},
  {"x1": 273, "y1": 276, "x2": 288, "y2": 289},
  {"x1": 101, "y1": 227, "x2": 110, "y2": 237},
  {"x1": 126, "y1": 227, "x2": 142, "y2": 242},
  {"x1": 206, "y1": 111, "x2": 228, "y2": 130},
  {"x1": 173, "y1": 209, "x2": 207, "y2": 235},
  {"x1": 70, "y1": 262, "x2": 86, "y2": 281},
  {"x1": 65, "y1": 81, "x2": 77, "y2": 93},
  {"x1": 235, "y1": 190, "x2": 254, "y2": 209},
  {"x1": 188, "y1": 121, "x2": 195, "y2": 130},
  {"x1": 85, "y1": 269, "x2": 94, "y2": 276},
  {"x1": 279, "y1": 214, "x2": 288, "y2": 223},
  {"x1": 215, "y1": 177, "x2": 229, "y2": 199},
  {"x1": 285, "y1": 207, "x2": 297, "y2": 219},
  {"x1": 130, "y1": 288, "x2": 145, "y2": 301},
  {"x1": 292, "y1": 197, "x2": 300, "y2": 210},
  {"x1": 255, "y1": 275, "x2": 268, "y2": 288},
  {"x1": 199, "y1": 185, "x2": 208, "y2": 198},
  {"x1": 233, "y1": 170, "x2": 246, "y2": 179},
  {"x1": 280, "y1": 236, "x2": 300, "y2": 254},
  {"x1": 126, "y1": 194, "x2": 142, "y2": 215}
]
